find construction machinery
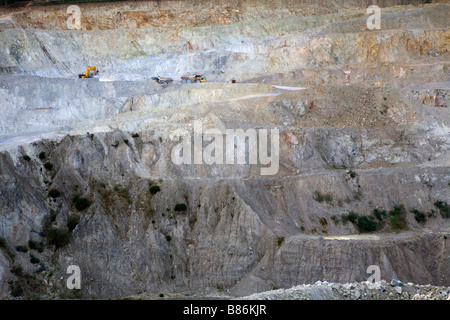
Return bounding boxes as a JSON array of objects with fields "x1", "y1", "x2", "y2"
[
  {"x1": 181, "y1": 74, "x2": 206, "y2": 83},
  {"x1": 152, "y1": 76, "x2": 173, "y2": 85},
  {"x1": 78, "y1": 66, "x2": 100, "y2": 79}
]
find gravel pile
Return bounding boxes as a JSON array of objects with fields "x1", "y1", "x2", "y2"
[{"x1": 237, "y1": 280, "x2": 450, "y2": 300}]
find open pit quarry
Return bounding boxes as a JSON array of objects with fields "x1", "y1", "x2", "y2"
[{"x1": 0, "y1": 0, "x2": 449, "y2": 300}]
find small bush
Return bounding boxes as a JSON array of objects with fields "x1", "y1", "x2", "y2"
[
  {"x1": 165, "y1": 235, "x2": 172, "y2": 242},
  {"x1": 50, "y1": 209, "x2": 57, "y2": 222},
  {"x1": 348, "y1": 170, "x2": 357, "y2": 179},
  {"x1": 372, "y1": 208, "x2": 387, "y2": 221},
  {"x1": 44, "y1": 162, "x2": 54, "y2": 170},
  {"x1": 434, "y1": 201, "x2": 450, "y2": 218},
  {"x1": 48, "y1": 188, "x2": 61, "y2": 198},
  {"x1": 313, "y1": 191, "x2": 333, "y2": 203},
  {"x1": 159, "y1": 293, "x2": 164, "y2": 298},
  {"x1": 29, "y1": 254, "x2": 40, "y2": 264},
  {"x1": 67, "y1": 215, "x2": 81, "y2": 231},
  {"x1": 132, "y1": 133, "x2": 139, "y2": 138},
  {"x1": 28, "y1": 240, "x2": 44, "y2": 253},
  {"x1": 356, "y1": 215, "x2": 377, "y2": 233},
  {"x1": 389, "y1": 205, "x2": 408, "y2": 230},
  {"x1": 72, "y1": 193, "x2": 91, "y2": 211},
  {"x1": 38, "y1": 152, "x2": 46, "y2": 160},
  {"x1": 44, "y1": 227, "x2": 70, "y2": 249},
  {"x1": 23, "y1": 155, "x2": 31, "y2": 161},
  {"x1": 319, "y1": 217, "x2": 328, "y2": 226},
  {"x1": 174, "y1": 203, "x2": 187, "y2": 212},
  {"x1": 11, "y1": 265, "x2": 23, "y2": 276},
  {"x1": 411, "y1": 209, "x2": 427, "y2": 224},
  {"x1": 331, "y1": 215, "x2": 339, "y2": 224},
  {"x1": 276, "y1": 236, "x2": 285, "y2": 247},
  {"x1": 150, "y1": 185, "x2": 161, "y2": 195},
  {"x1": 0, "y1": 237, "x2": 6, "y2": 248},
  {"x1": 112, "y1": 141, "x2": 119, "y2": 148},
  {"x1": 15, "y1": 245, "x2": 29, "y2": 253}
]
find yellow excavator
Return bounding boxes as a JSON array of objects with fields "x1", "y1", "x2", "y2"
[{"x1": 79, "y1": 66, "x2": 100, "y2": 79}]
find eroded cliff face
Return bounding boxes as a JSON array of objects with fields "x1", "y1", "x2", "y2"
[{"x1": 0, "y1": 0, "x2": 449, "y2": 299}]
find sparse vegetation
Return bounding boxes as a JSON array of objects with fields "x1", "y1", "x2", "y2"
[
  {"x1": 44, "y1": 161, "x2": 54, "y2": 170},
  {"x1": 23, "y1": 155, "x2": 31, "y2": 161},
  {"x1": 149, "y1": 185, "x2": 161, "y2": 195},
  {"x1": 276, "y1": 236, "x2": 285, "y2": 247},
  {"x1": 331, "y1": 215, "x2": 339, "y2": 224},
  {"x1": 174, "y1": 203, "x2": 187, "y2": 212},
  {"x1": 50, "y1": 209, "x2": 57, "y2": 222},
  {"x1": 28, "y1": 240, "x2": 44, "y2": 253},
  {"x1": 348, "y1": 170, "x2": 357, "y2": 179},
  {"x1": 372, "y1": 208, "x2": 387, "y2": 221},
  {"x1": 38, "y1": 152, "x2": 46, "y2": 160},
  {"x1": 29, "y1": 254, "x2": 40, "y2": 264},
  {"x1": 11, "y1": 265, "x2": 23, "y2": 277},
  {"x1": 15, "y1": 245, "x2": 29, "y2": 253},
  {"x1": 44, "y1": 227, "x2": 70, "y2": 249},
  {"x1": 67, "y1": 214, "x2": 81, "y2": 231},
  {"x1": 434, "y1": 201, "x2": 450, "y2": 218},
  {"x1": 411, "y1": 209, "x2": 427, "y2": 224},
  {"x1": 48, "y1": 188, "x2": 61, "y2": 198},
  {"x1": 313, "y1": 191, "x2": 333, "y2": 203},
  {"x1": 388, "y1": 205, "x2": 408, "y2": 230},
  {"x1": 319, "y1": 217, "x2": 328, "y2": 227},
  {"x1": 355, "y1": 215, "x2": 377, "y2": 233},
  {"x1": 72, "y1": 193, "x2": 91, "y2": 211}
]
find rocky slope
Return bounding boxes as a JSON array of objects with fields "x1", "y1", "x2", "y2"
[{"x1": 0, "y1": 0, "x2": 449, "y2": 299}]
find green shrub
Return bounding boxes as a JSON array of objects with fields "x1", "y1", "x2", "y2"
[
  {"x1": 276, "y1": 236, "x2": 285, "y2": 247},
  {"x1": 434, "y1": 201, "x2": 450, "y2": 218},
  {"x1": 174, "y1": 203, "x2": 187, "y2": 212},
  {"x1": 389, "y1": 205, "x2": 408, "y2": 230},
  {"x1": 48, "y1": 188, "x2": 61, "y2": 198},
  {"x1": 44, "y1": 227, "x2": 70, "y2": 249},
  {"x1": 67, "y1": 215, "x2": 81, "y2": 231},
  {"x1": 38, "y1": 152, "x2": 46, "y2": 160},
  {"x1": 166, "y1": 235, "x2": 172, "y2": 242},
  {"x1": 331, "y1": 215, "x2": 339, "y2": 224},
  {"x1": 132, "y1": 133, "x2": 139, "y2": 138},
  {"x1": 23, "y1": 155, "x2": 31, "y2": 161},
  {"x1": 15, "y1": 245, "x2": 29, "y2": 253},
  {"x1": 356, "y1": 215, "x2": 378, "y2": 233},
  {"x1": 411, "y1": 209, "x2": 427, "y2": 224},
  {"x1": 319, "y1": 217, "x2": 328, "y2": 226},
  {"x1": 44, "y1": 162, "x2": 54, "y2": 170},
  {"x1": 28, "y1": 240, "x2": 44, "y2": 253},
  {"x1": 29, "y1": 254, "x2": 40, "y2": 264},
  {"x1": 149, "y1": 185, "x2": 161, "y2": 195},
  {"x1": 372, "y1": 208, "x2": 387, "y2": 221},
  {"x1": 347, "y1": 212, "x2": 358, "y2": 224},
  {"x1": 124, "y1": 139, "x2": 129, "y2": 145},
  {"x1": 112, "y1": 141, "x2": 119, "y2": 148},
  {"x1": 159, "y1": 293, "x2": 164, "y2": 298},
  {"x1": 72, "y1": 194, "x2": 91, "y2": 211},
  {"x1": 50, "y1": 209, "x2": 57, "y2": 222},
  {"x1": 348, "y1": 170, "x2": 357, "y2": 179}
]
